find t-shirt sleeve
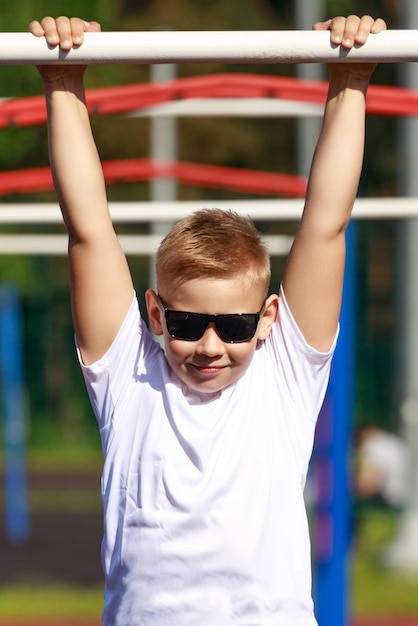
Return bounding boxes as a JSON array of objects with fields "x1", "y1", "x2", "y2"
[
  {"x1": 75, "y1": 292, "x2": 155, "y2": 444},
  {"x1": 269, "y1": 284, "x2": 338, "y2": 424}
]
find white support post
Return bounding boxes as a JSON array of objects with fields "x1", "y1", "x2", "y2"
[
  {"x1": 149, "y1": 62, "x2": 177, "y2": 292},
  {"x1": 295, "y1": 0, "x2": 325, "y2": 177},
  {"x1": 0, "y1": 30, "x2": 416, "y2": 65},
  {"x1": 384, "y1": 0, "x2": 418, "y2": 574}
]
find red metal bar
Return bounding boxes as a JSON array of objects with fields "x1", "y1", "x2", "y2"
[
  {"x1": 0, "y1": 159, "x2": 307, "y2": 197},
  {"x1": 1, "y1": 75, "x2": 418, "y2": 130}
]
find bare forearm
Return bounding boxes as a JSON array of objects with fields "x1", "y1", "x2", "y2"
[
  {"x1": 282, "y1": 74, "x2": 369, "y2": 350},
  {"x1": 44, "y1": 74, "x2": 112, "y2": 242},
  {"x1": 302, "y1": 74, "x2": 369, "y2": 236},
  {"x1": 281, "y1": 16, "x2": 385, "y2": 352},
  {"x1": 43, "y1": 74, "x2": 133, "y2": 363},
  {"x1": 31, "y1": 18, "x2": 133, "y2": 365}
]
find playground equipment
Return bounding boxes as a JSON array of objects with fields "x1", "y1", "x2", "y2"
[
  {"x1": 0, "y1": 29, "x2": 415, "y2": 65},
  {"x1": 0, "y1": 285, "x2": 29, "y2": 545},
  {"x1": 1, "y1": 26, "x2": 418, "y2": 625}
]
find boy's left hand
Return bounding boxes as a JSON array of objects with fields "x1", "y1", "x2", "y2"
[
  {"x1": 313, "y1": 15, "x2": 387, "y2": 80},
  {"x1": 28, "y1": 16, "x2": 101, "y2": 83}
]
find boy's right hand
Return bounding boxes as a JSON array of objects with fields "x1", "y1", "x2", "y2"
[
  {"x1": 28, "y1": 16, "x2": 101, "y2": 80},
  {"x1": 313, "y1": 15, "x2": 387, "y2": 82}
]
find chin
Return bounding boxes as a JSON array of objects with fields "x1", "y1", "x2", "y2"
[{"x1": 180, "y1": 372, "x2": 242, "y2": 396}]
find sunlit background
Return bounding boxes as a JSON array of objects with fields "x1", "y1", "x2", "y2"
[{"x1": 1, "y1": 1, "x2": 417, "y2": 625}]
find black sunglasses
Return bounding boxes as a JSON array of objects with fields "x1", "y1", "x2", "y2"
[{"x1": 158, "y1": 295, "x2": 264, "y2": 343}]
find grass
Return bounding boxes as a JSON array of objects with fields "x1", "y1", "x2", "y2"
[
  {"x1": 26, "y1": 446, "x2": 104, "y2": 472},
  {"x1": 0, "y1": 584, "x2": 103, "y2": 621},
  {"x1": 28, "y1": 488, "x2": 101, "y2": 513},
  {"x1": 0, "y1": 443, "x2": 103, "y2": 474},
  {"x1": 352, "y1": 508, "x2": 418, "y2": 617}
]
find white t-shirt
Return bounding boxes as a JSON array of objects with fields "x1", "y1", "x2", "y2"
[{"x1": 78, "y1": 287, "x2": 336, "y2": 626}]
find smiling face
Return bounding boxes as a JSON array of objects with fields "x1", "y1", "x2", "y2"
[{"x1": 146, "y1": 275, "x2": 278, "y2": 395}]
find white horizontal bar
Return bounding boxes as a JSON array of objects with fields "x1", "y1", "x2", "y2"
[
  {"x1": 1, "y1": 198, "x2": 418, "y2": 224},
  {"x1": 0, "y1": 30, "x2": 415, "y2": 65},
  {"x1": 127, "y1": 98, "x2": 324, "y2": 118},
  {"x1": 0, "y1": 233, "x2": 292, "y2": 256},
  {"x1": 0, "y1": 234, "x2": 159, "y2": 255}
]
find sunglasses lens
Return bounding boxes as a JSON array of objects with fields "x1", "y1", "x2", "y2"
[
  {"x1": 166, "y1": 311, "x2": 208, "y2": 341},
  {"x1": 216, "y1": 314, "x2": 258, "y2": 343},
  {"x1": 163, "y1": 301, "x2": 260, "y2": 343}
]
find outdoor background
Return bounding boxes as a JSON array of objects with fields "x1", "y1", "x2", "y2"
[{"x1": 1, "y1": 0, "x2": 417, "y2": 624}]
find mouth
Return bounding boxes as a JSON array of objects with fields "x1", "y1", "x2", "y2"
[{"x1": 191, "y1": 364, "x2": 227, "y2": 376}]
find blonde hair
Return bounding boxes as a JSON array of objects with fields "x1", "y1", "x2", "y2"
[{"x1": 156, "y1": 208, "x2": 271, "y2": 291}]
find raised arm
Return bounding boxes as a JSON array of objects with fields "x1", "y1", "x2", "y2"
[
  {"x1": 29, "y1": 17, "x2": 134, "y2": 365},
  {"x1": 282, "y1": 15, "x2": 387, "y2": 352}
]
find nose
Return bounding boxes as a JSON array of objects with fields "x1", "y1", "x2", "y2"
[{"x1": 195, "y1": 323, "x2": 225, "y2": 356}]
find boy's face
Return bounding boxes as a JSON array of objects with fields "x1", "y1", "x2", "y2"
[{"x1": 147, "y1": 275, "x2": 278, "y2": 395}]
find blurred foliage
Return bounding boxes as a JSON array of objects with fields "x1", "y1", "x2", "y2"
[
  {"x1": 0, "y1": 0, "x2": 408, "y2": 450},
  {"x1": 353, "y1": 508, "x2": 418, "y2": 616}
]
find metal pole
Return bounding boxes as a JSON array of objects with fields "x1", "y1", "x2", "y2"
[
  {"x1": 3, "y1": 197, "x2": 418, "y2": 225},
  {"x1": 384, "y1": 0, "x2": 418, "y2": 572},
  {"x1": 313, "y1": 223, "x2": 356, "y2": 626},
  {"x1": 149, "y1": 62, "x2": 177, "y2": 290},
  {"x1": 0, "y1": 30, "x2": 416, "y2": 65},
  {"x1": 0, "y1": 285, "x2": 30, "y2": 545},
  {"x1": 294, "y1": 0, "x2": 325, "y2": 177}
]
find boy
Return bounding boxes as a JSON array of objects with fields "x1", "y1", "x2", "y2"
[{"x1": 29, "y1": 14, "x2": 386, "y2": 626}]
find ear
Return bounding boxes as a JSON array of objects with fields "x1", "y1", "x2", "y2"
[
  {"x1": 145, "y1": 289, "x2": 164, "y2": 336},
  {"x1": 257, "y1": 293, "x2": 279, "y2": 340}
]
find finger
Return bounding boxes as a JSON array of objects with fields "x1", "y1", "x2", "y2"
[
  {"x1": 68, "y1": 18, "x2": 101, "y2": 45},
  {"x1": 54, "y1": 15, "x2": 78, "y2": 50},
  {"x1": 32, "y1": 16, "x2": 61, "y2": 47},
  {"x1": 34, "y1": 15, "x2": 71, "y2": 49},
  {"x1": 312, "y1": 19, "x2": 332, "y2": 32},
  {"x1": 28, "y1": 20, "x2": 45, "y2": 37},
  {"x1": 337, "y1": 14, "x2": 365, "y2": 49},
  {"x1": 68, "y1": 17, "x2": 89, "y2": 46},
  {"x1": 313, "y1": 16, "x2": 364, "y2": 47},
  {"x1": 82, "y1": 20, "x2": 102, "y2": 33},
  {"x1": 352, "y1": 15, "x2": 378, "y2": 45},
  {"x1": 326, "y1": 15, "x2": 352, "y2": 46},
  {"x1": 370, "y1": 17, "x2": 388, "y2": 34}
]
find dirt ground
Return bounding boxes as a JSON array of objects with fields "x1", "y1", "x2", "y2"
[
  {"x1": 0, "y1": 469, "x2": 103, "y2": 588},
  {"x1": 352, "y1": 615, "x2": 418, "y2": 626},
  {"x1": 0, "y1": 509, "x2": 103, "y2": 586},
  {"x1": 2, "y1": 620, "x2": 417, "y2": 626},
  {"x1": 1, "y1": 469, "x2": 417, "y2": 626},
  {"x1": 0, "y1": 617, "x2": 417, "y2": 626}
]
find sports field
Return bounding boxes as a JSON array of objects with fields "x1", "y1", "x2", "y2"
[
  {"x1": 1, "y1": 613, "x2": 417, "y2": 625},
  {"x1": 1, "y1": 464, "x2": 418, "y2": 625}
]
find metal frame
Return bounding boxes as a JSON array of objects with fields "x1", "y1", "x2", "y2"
[{"x1": 0, "y1": 30, "x2": 416, "y2": 65}]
